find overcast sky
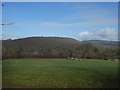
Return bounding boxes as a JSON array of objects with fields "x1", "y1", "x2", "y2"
[{"x1": 2, "y1": 2, "x2": 118, "y2": 41}]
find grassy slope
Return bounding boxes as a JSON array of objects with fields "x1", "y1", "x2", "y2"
[{"x1": 2, "y1": 59, "x2": 118, "y2": 88}]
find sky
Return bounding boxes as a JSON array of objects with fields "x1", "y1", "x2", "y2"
[
  {"x1": 2, "y1": 2, "x2": 118, "y2": 41},
  {"x1": 1, "y1": 0, "x2": 120, "y2": 2}
]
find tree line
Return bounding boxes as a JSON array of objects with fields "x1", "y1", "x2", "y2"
[{"x1": 2, "y1": 43, "x2": 118, "y2": 60}]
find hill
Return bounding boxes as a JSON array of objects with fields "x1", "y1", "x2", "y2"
[
  {"x1": 2, "y1": 37, "x2": 80, "y2": 59},
  {"x1": 3, "y1": 37, "x2": 80, "y2": 51},
  {"x1": 81, "y1": 40, "x2": 119, "y2": 46},
  {"x1": 2, "y1": 37, "x2": 119, "y2": 59}
]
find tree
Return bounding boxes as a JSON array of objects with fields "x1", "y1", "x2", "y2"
[
  {"x1": 75, "y1": 43, "x2": 98, "y2": 59},
  {"x1": 2, "y1": 47, "x2": 7, "y2": 59},
  {"x1": 16, "y1": 44, "x2": 24, "y2": 58}
]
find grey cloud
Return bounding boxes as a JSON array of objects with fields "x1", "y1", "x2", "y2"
[{"x1": 79, "y1": 28, "x2": 118, "y2": 41}]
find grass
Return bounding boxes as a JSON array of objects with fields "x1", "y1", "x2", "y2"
[{"x1": 2, "y1": 58, "x2": 118, "y2": 88}]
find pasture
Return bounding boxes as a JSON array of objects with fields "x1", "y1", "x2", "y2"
[{"x1": 2, "y1": 58, "x2": 118, "y2": 88}]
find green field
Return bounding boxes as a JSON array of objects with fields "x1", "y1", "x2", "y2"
[{"x1": 2, "y1": 58, "x2": 118, "y2": 88}]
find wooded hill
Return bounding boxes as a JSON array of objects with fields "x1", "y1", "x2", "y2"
[{"x1": 2, "y1": 37, "x2": 119, "y2": 60}]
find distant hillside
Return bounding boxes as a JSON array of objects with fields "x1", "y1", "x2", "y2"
[
  {"x1": 81, "y1": 40, "x2": 119, "y2": 46},
  {"x1": 2, "y1": 37, "x2": 119, "y2": 59},
  {"x1": 2, "y1": 37, "x2": 81, "y2": 59},
  {"x1": 3, "y1": 37, "x2": 80, "y2": 50}
]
